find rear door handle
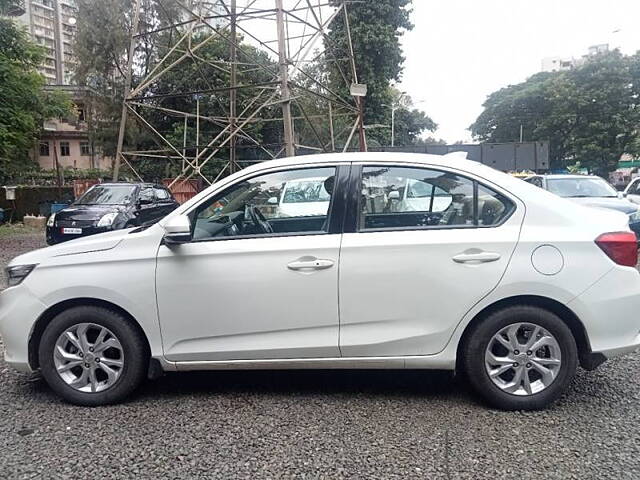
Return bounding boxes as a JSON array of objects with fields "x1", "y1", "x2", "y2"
[
  {"x1": 452, "y1": 251, "x2": 501, "y2": 264},
  {"x1": 287, "y1": 257, "x2": 334, "y2": 271}
]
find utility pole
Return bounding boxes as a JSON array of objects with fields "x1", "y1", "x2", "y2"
[
  {"x1": 276, "y1": 0, "x2": 295, "y2": 157},
  {"x1": 113, "y1": 0, "x2": 141, "y2": 181},
  {"x1": 357, "y1": 97, "x2": 366, "y2": 152},
  {"x1": 229, "y1": 0, "x2": 238, "y2": 172},
  {"x1": 519, "y1": 124, "x2": 524, "y2": 143}
]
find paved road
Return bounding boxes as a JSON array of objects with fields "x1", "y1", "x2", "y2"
[{"x1": 1, "y1": 232, "x2": 639, "y2": 479}]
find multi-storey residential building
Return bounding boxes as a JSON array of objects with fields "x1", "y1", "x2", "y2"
[
  {"x1": 15, "y1": 0, "x2": 77, "y2": 84},
  {"x1": 8, "y1": 1, "x2": 109, "y2": 171}
]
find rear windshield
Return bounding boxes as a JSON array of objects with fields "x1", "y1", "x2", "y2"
[
  {"x1": 546, "y1": 177, "x2": 617, "y2": 198},
  {"x1": 75, "y1": 185, "x2": 137, "y2": 205}
]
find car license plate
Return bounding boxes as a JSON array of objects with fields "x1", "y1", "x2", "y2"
[{"x1": 62, "y1": 228, "x2": 82, "y2": 234}]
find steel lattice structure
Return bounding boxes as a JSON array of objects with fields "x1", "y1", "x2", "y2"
[{"x1": 114, "y1": 0, "x2": 365, "y2": 187}]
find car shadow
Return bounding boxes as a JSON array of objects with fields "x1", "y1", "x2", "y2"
[{"x1": 135, "y1": 369, "x2": 468, "y2": 401}]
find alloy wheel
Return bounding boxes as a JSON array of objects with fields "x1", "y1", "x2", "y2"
[
  {"x1": 53, "y1": 323, "x2": 124, "y2": 393},
  {"x1": 484, "y1": 322, "x2": 562, "y2": 396}
]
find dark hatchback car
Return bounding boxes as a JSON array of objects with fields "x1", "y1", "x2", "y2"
[{"x1": 46, "y1": 183, "x2": 179, "y2": 245}]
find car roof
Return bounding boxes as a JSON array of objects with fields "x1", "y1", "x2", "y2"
[{"x1": 238, "y1": 152, "x2": 492, "y2": 177}]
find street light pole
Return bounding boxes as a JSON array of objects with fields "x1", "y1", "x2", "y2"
[{"x1": 386, "y1": 92, "x2": 406, "y2": 148}]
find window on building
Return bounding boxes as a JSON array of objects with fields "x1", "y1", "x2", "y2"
[
  {"x1": 76, "y1": 105, "x2": 86, "y2": 122},
  {"x1": 60, "y1": 141, "x2": 70, "y2": 156},
  {"x1": 39, "y1": 142, "x2": 50, "y2": 156},
  {"x1": 80, "y1": 141, "x2": 90, "y2": 156}
]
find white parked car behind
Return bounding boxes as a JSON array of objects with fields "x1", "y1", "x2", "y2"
[
  {"x1": 275, "y1": 177, "x2": 331, "y2": 217},
  {"x1": 1, "y1": 152, "x2": 639, "y2": 410},
  {"x1": 624, "y1": 177, "x2": 640, "y2": 205}
]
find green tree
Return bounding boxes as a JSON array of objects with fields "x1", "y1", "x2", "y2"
[
  {"x1": 74, "y1": 0, "x2": 141, "y2": 163},
  {"x1": 328, "y1": 0, "x2": 426, "y2": 146},
  {"x1": 471, "y1": 50, "x2": 640, "y2": 174},
  {"x1": 0, "y1": 17, "x2": 72, "y2": 182}
]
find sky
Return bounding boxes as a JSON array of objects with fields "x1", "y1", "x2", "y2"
[{"x1": 399, "y1": 0, "x2": 640, "y2": 143}]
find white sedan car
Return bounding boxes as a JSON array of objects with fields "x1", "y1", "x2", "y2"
[{"x1": 2, "y1": 153, "x2": 639, "y2": 410}]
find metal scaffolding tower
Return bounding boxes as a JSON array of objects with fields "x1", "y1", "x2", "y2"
[{"x1": 114, "y1": 0, "x2": 364, "y2": 187}]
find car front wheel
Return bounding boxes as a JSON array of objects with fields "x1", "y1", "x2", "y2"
[
  {"x1": 38, "y1": 306, "x2": 148, "y2": 406},
  {"x1": 463, "y1": 305, "x2": 578, "y2": 411}
]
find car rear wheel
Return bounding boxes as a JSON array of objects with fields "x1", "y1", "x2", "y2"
[
  {"x1": 463, "y1": 305, "x2": 577, "y2": 410},
  {"x1": 38, "y1": 306, "x2": 148, "y2": 406}
]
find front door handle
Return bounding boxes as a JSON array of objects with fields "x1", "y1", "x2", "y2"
[
  {"x1": 452, "y1": 250, "x2": 501, "y2": 264},
  {"x1": 287, "y1": 257, "x2": 334, "y2": 271}
]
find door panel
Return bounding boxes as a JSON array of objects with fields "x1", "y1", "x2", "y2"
[
  {"x1": 156, "y1": 235, "x2": 341, "y2": 361},
  {"x1": 156, "y1": 165, "x2": 346, "y2": 362},
  {"x1": 339, "y1": 226, "x2": 521, "y2": 356},
  {"x1": 338, "y1": 164, "x2": 523, "y2": 357}
]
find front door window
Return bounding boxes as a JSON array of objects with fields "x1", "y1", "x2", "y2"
[{"x1": 192, "y1": 167, "x2": 336, "y2": 241}]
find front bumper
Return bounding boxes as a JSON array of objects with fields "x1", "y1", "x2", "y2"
[{"x1": 0, "y1": 284, "x2": 48, "y2": 373}]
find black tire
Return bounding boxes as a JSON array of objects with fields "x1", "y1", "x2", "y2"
[
  {"x1": 38, "y1": 306, "x2": 148, "y2": 406},
  {"x1": 462, "y1": 305, "x2": 578, "y2": 411}
]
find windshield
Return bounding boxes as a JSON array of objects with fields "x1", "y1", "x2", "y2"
[
  {"x1": 75, "y1": 185, "x2": 137, "y2": 205},
  {"x1": 546, "y1": 178, "x2": 618, "y2": 198},
  {"x1": 282, "y1": 180, "x2": 330, "y2": 204}
]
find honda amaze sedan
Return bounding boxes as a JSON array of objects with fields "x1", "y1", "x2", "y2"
[{"x1": 2, "y1": 153, "x2": 639, "y2": 410}]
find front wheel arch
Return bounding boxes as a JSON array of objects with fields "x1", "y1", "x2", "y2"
[
  {"x1": 456, "y1": 295, "x2": 593, "y2": 373},
  {"x1": 29, "y1": 298, "x2": 151, "y2": 371}
]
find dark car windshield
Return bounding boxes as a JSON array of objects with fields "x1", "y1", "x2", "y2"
[
  {"x1": 75, "y1": 185, "x2": 137, "y2": 205},
  {"x1": 546, "y1": 177, "x2": 618, "y2": 198}
]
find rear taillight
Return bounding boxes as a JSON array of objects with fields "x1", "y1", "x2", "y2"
[{"x1": 595, "y1": 232, "x2": 638, "y2": 267}]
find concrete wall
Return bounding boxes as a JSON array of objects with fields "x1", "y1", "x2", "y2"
[
  {"x1": 366, "y1": 141, "x2": 550, "y2": 172},
  {"x1": 37, "y1": 137, "x2": 112, "y2": 171}
]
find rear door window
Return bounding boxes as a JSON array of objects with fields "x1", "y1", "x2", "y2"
[{"x1": 358, "y1": 166, "x2": 513, "y2": 231}]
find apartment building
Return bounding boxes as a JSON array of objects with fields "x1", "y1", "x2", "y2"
[
  {"x1": 14, "y1": 0, "x2": 77, "y2": 84},
  {"x1": 9, "y1": 0, "x2": 110, "y2": 171}
]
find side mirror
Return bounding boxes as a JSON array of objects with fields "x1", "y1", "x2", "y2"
[
  {"x1": 163, "y1": 214, "x2": 192, "y2": 245},
  {"x1": 618, "y1": 192, "x2": 627, "y2": 199},
  {"x1": 267, "y1": 196, "x2": 279, "y2": 205},
  {"x1": 137, "y1": 198, "x2": 153, "y2": 208},
  {"x1": 388, "y1": 190, "x2": 400, "y2": 200}
]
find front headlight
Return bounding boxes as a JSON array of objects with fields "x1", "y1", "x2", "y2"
[
  {"x1": 46, "y1": 213, "x2": 56, "y2": 227},
  {"x1": 6, "y1": 264, "x2": 37, "y2": 287},
  {"x1": 97, "y1": 212, "x2": 119, "y2": 227}
]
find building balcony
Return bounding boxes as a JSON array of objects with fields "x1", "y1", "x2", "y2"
[{"x1": 3, "y1": 0, "x2": 26, "y2": 16}]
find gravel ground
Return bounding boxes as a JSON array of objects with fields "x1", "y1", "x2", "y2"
[{"x1": 1, "y1": 232, "x2": 639, "y2": 479}]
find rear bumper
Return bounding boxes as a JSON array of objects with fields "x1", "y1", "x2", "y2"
[
  {"x1": 0, "y1": 284, "x2": 47, "y2": 373},
  {"x1": 569, "y1": 266, "x2": 640, "y2": 364}
]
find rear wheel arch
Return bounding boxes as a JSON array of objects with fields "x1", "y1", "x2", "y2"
[
  {"x1": 29, "y1": 298, "x2": 151, "y2": 370},
  {"x1": 456, "y1": 295, "x2": 593, "y2": 372}
]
